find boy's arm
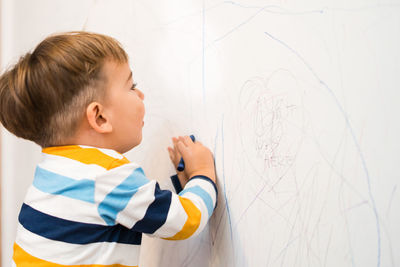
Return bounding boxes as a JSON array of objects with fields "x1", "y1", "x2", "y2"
[
  {"x1": 95, "y1": 135, "x2": 217, "y2": 240},
  {"x1": 95, "y1": 164, "x2": 217, "y2": 240},
  {"x1": 151, "y1": 174, "x2": 217, "y2": 240}
]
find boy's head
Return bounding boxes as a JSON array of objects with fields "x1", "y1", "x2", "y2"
[{"x1": 0, "y1": 31, "x2": 145, "y2": 152}]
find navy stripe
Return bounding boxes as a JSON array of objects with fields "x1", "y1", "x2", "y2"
[
  {"x1": 132, "y1": 183, "x2": 172, "y2": 234},
  {"x1": 170, "y1": 174, "x2": 183, "y2": 193},
  {"x1": 19, "y1": 203, "x2": 141, "y2": 245}
]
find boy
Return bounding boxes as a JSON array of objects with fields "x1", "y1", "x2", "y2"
[{"x1": 0, "y1": 31, "x2": 217, "y2": 266}]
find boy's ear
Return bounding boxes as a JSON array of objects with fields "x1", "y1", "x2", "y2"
[{"x1": 86, "y1": 102, "x2": 113, "y2": 133}]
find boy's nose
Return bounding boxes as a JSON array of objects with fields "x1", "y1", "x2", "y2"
[{"x1": 137, "y1": 89, "x2": 144, "y2": 100}]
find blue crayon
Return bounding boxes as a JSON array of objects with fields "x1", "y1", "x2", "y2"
[{"x1": 177, "y1": 135, "x2": 195, "y2": 171}]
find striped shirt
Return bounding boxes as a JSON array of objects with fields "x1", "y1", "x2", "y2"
[{"x1": 12, "y1": 145, "x2": 218, "y2": 267}]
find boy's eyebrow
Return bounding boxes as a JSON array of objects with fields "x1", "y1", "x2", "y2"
[{"x1": 126, "y1": 71, "x2": 132, "y2": 84}]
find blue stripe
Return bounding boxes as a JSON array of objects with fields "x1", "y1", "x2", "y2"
[
  {"x1": 19, "y1": 203, "x2": 142, "y2": 245},
  {"x1": 132, "y1": 183, "x2": 172, "y2": 234},
  {"x1": 98, "y1": 167, "x2": 149, "y2": 225},
  {"x1": 180, "y1": 186, "x2": 214, "y2": 218},
  {"x1": 33, "y1": 166, "x2": 94, "y2": 203},
  {"x1": 190, "y1": 175, "x2": 218, "y2": 198}
]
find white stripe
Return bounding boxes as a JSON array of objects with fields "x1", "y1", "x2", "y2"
[
  {"x1": 15, "y1": 223, "x2": 140, "y2": 266},
  {"x1": 185, "y1": 178, "x2": 217, "y2": 208},
  {"x1": 94, "y1": 163, "x2": 141, "y2": 204},
  {"x1": 24, "y1": 186, "x2": 106, "y2": 225},
  {"x1": 79, "y1": 145, "x2": 125, "y2": 159},
  {"x1": 152, "y1": 193, "x2": 188, "y2": 238},
  {"x1": 116, "y1": 180, "x2": 157, "y2": 228},
  {"x1": 194, "y1": 211, "x2": 208, "y2": 238},
  {"x1": 39, "y1": 153, "x2": 107, "y2": 180}
]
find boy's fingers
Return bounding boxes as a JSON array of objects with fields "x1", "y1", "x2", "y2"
[
  {"x1": 167, "y1": 147, "x2": 175, "y2": 161},
  {"x1": 172, "y1": 137, "x2": 178, "y2": 144},
  {"x1": 179, "y1": 135, "x2": 194, "y2": 147},
  {"x1": 176, "y1": 140, "x2": 189, "y2": 156},
  {"x1": 173, "y1": 139, "x2": 181, "y2": 152},
  {"x1": 173, "y1": 143, "x2": 182, "y2": 164}
]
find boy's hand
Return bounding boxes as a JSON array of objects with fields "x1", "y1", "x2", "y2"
[
  {"x1": 168, "y1": 137, "x2": 190, "y2": 187},
  {"x1": 168, "y1": 136, "x2": 216, "y2": 184}
]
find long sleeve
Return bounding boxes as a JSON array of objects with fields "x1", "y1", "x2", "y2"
[{"x1": 95, "y1": 162, "x2": 218, "y2": 240}]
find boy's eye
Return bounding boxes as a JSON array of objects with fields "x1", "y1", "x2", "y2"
[{"x1": 130, "y1": 83, "x2": 137, "y2": 90}]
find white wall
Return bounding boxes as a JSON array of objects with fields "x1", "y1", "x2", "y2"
[{"x1": 2, "y1": 1, "x2": 400, "y2": 267}]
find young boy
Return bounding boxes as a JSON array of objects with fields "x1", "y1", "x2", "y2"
[{"x1": 0, "y1": 31, "x2": 217, "y2": 267}]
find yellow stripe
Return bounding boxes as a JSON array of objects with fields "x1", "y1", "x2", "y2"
[
  {"x1": 13, "y1": 243, "x2": 137, "y2": 267},
  {"x1": 164, "y1": 197, "x2": 201, "y2": 240},
  {"x1": 42, "y1": 145, "x2": 129, "y2": 170}
]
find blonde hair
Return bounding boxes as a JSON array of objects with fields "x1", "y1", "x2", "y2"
[{"x1": 0, "y1": 31, "x2": 128, "y2": 147}]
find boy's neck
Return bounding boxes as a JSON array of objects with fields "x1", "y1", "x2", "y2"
[{"x1": 60, "y1": 123, "x2": 123, "y2": 153}]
